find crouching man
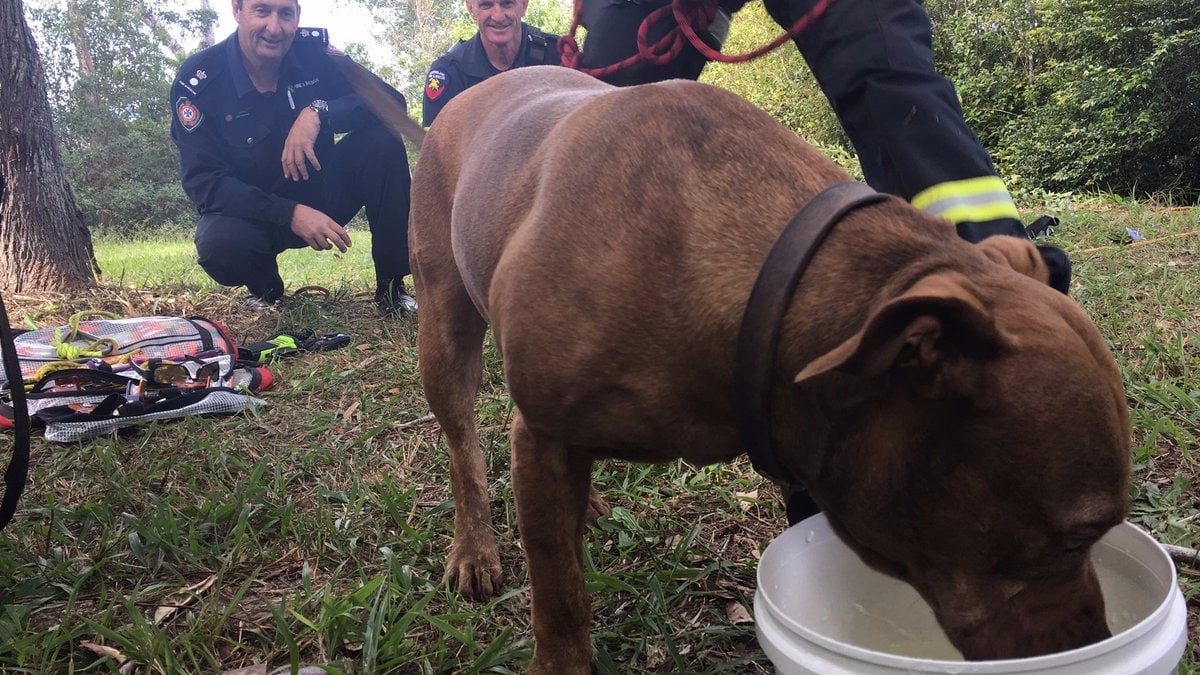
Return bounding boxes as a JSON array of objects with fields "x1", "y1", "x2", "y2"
[{"x1": 170, "y1": 0, "x2": 416, "y2": 315}]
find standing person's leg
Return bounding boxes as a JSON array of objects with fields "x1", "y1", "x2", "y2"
[
  {"x1": 320, "y1": 125, "x2": 417, "y2": 315},
  {"x1": 763, "y1": 0, "x2": 1023, "y2": 238},
  {"x1": 764, "y1": 0, "x2": 1069, "y2": 291},
  {"x1": 195, "y1": 213, "x2": 307, "y2": 305}
]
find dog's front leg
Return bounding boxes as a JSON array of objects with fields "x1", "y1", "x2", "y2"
[
  {"x1": 415, "y1": 285, "x2": 503, "y2": 601},
  {"x1": 511, "y1": 411, "x2": 594, "y2": 675}
]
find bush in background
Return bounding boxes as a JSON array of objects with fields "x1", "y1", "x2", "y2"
[
  {"x1": 930, "y1": 0, "x2": 1200, "y2": 201},
  {"x1": 32, "y1": 0, "x2": 208, "y2": 233}
]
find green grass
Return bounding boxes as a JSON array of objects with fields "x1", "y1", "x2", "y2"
[
  {"x1": 95, "y1": 223, "x2": 379, "y2": 292},
  {"x1": 1, "y1": 203, "x2": 1198, "y2": 673}
]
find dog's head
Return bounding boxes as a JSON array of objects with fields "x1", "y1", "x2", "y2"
[{"x1": 789, "y1": 246, "x2": 1130, "y2": 659}]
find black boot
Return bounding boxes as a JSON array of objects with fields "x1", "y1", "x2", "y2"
[{"x1": 374, "y1": 278, "x2": 418, "y2": 317}]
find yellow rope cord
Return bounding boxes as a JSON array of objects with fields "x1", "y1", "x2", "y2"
[
  {"x1": 50, "y1": 310, "x2": 122, "y2": 360},
  {"x1": 12, "y1": 313, "x2": 151, "y2": 392},
  {"x1": 24, "y1": 361, "x2": 88, "y2": 390}
]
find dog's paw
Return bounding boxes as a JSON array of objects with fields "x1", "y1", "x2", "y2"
[
  {"x1": 446, "y1": 542, "x2": 504, "y2": 601},
  {"x1": 586, "y1": 486, "x2": 612, "y2": 522},
  {"x1": 527, "y1": 643, "x2": 593, "y2": 675}
]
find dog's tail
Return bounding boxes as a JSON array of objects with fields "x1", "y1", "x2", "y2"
[{"x1": 328, "y1": 51, "x2": 426, "y2": 150}]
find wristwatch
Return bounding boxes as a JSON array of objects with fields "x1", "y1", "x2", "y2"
[{"x1": 307, "y1": 99, "x2": 329, "y2": 127}]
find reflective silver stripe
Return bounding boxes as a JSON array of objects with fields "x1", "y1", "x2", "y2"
[{"x1": 911, "y1": 176, "x2": 1019, "y2": 224}]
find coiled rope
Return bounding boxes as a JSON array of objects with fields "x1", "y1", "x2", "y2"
[{"x1": 559, "y1": 0, "x2": 837, "y2": 78}]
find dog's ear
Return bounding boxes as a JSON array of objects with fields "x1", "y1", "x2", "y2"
[
  {"x1": 795, "y1": 273, "x2": 1016, "y2": 386},
  {"x1": 976, "y1": 236, "x2": 1051, "y2": 285}
]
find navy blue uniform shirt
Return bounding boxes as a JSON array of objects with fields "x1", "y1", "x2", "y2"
[
  {"x1": 171, "y1": 32, "x2": 400, "y2": 228},
  {"x1": 422, "y1": 24, "x2": 561, "y2": 126}
]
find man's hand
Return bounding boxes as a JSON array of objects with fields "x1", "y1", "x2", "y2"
[
  {"x1": 291, "y1": 204, "x2": 351, "y2": 252},
  {"x1": 282, "y1": 108, "x2": 322, "y2": 181}
]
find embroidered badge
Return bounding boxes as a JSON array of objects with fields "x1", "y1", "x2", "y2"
[
  {"x1": 195, "y1": 69, "x2": 207, "y2": 80},
  {"x1": 176, "y1": 97, "x2": 203, "y2": 132},
  {"x1": 425, "y1": 70, "x2": 446, "y2": 101}
]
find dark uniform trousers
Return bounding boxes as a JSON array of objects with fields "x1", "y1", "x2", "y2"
[
  {"x1": 195, "y1": 124, "x2": 410, "y2": 302},
  {"x1": 581, "y1": 0, "x2": 1028, "y2": 242},
  {"x1": 172, "y1": 32, "x2": 413, "y2": 303}
]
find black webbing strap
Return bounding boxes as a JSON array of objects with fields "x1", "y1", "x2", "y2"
[
  {"x1": 733, "y1": 181, "x2": 889, "y2": 493},
  {"x1": 0, "y1": 293, "x2": 31, "y2": 531}
]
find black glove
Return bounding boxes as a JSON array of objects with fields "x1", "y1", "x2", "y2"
[
  {"x1": 957, "y1": 217, "x2": 1072, "y2": 295},
  {"x1": 1035, "y1": 244, "x2": 1072, "y2": 295}
]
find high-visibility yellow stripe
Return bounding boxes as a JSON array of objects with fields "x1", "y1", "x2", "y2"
[{"x1": 911, "y1": 176, "x2": 1019, "y2": 224}]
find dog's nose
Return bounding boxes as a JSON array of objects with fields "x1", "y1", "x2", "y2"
[{"x1": 949, "y1": 600, "x2": 1111, "y2": 660}]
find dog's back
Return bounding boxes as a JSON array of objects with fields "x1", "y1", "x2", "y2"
[
  {"x1": 411, "y1": 68, "x2": 609, "y2": 318},
  {"x1": 411, "y1": 67, "x2": 947, "y2": 455},
  {"x1": 412, "y1": 67, "x2": 852, "y2": 316}
]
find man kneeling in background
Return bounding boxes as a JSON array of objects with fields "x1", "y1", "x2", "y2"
[{"x1": 170, "y1": 0, "x2": 416, "y2": 316}]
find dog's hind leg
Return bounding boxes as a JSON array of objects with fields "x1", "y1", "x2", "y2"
[
  {"x1": 510, "y1": 411, "x2": 594, "y2": 675},
  {"x1": 415, "y1": 267, "x2": 503, "y2": 601},
  {"x1": 587, "y1": 485, "x2": 612, "y2": 521}
]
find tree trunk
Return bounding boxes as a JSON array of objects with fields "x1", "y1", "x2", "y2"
[
  {"x1": 137, "y1": 1, "x2": 186, "y2": 60},
  {"x1": 0, "y1": 0, "x2": 98, "y2": 294},
  {"x1": 199, "y1": 0, "x2": 216, "y2": 48},
  {"x1": 66, "y1": 0, "x2": 99, "y2": 107},
  {"x1": 66, "y1": 0, "x2": 94, "y2": 76}
]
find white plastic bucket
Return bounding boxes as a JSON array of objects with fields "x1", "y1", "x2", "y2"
[{"x1": 756, "y1": 514, "x2": 1187, "y2": 674}]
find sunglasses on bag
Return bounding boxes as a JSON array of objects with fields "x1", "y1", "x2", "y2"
[
  {"x1": 34, "y1": 372, "x2": 123, "y2": 393},
  {"x1": 132, "y1": 357, "x2": 222, "y2": 386}
]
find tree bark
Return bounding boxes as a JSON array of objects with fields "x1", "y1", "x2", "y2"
[
  {"x1": 0, "y1": 0, "x2": 98, "y2": 294},
  {"x1": 136, "y1": 1, "x2": 186, "y2": 60},
  {"x1": 199, "y1": 0, "x2": 216, "y2": 49},
  {"x1": 66, "y1": 0, "x2": 99, "y2": 106},
  {"x1": 66, "y1": 0, "x2": 94, "y2": 76}
]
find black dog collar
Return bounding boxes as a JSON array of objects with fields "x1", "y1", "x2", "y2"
[{"x1": 734, "y1": 181, "x2": 890, "y2": 516}]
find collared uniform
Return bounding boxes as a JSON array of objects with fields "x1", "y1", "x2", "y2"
[
  {"x1": 577, "y1": 0, "x2": 1028, "y2": 243},
  {"x1": 422, "y1": 24, "x2": 562, "y2": 127},
  {"x1": 170, "y1": 32, "x2": 412, "y2": 302}
]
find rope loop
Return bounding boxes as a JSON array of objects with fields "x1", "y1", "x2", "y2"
[
  {"x1": 50, "y1": 310, "x2": 122, "y2": 360},
  {"x1": 559, "y1": 0, "x2": 837, "y2": 78}
]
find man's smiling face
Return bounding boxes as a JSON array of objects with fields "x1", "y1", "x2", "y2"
[
  {"x1": 234, "y1": 0, "x2": 300, "y2": 66},
  {"x1": 466, "y1": 0, "x2": 529, "y2": 52}
]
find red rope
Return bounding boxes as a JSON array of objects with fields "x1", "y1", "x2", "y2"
[{"x1": 559, "y1": 0, "x2": 837, "y2": 78}]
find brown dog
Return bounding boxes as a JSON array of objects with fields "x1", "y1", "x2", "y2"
[{"x1": 409, "y1": 66, "x2": 1131, "y2": 673}]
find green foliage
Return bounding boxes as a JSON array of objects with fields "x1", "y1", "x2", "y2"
[
  {"x1": 57, "y1": 105, "x2": 193, "y2": 232},
  {"x1": 700, "y1": 4, "x2": 859, "y2": 175},
  {"x1": 929, "y1": 0, "x2": 1200, "y2": 201},
  {"x1": 30, "y1": 0, "x2": 215, "y2": 232},
  {"x1": 706, "y1": 0, "x2": 1198, "y2": 201},
  {"x1": 525, "y1": 0, "x2": 573, "y2": 36},
  {"x1": 352, "y1": 0, "x2": 464, "y2": 106}
]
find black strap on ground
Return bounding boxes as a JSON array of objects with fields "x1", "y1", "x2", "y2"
[
  {"x1": 734, "y1": 181, "x2": 889, "y2": 507},
  {"x1": 0, "y1": 293, "x2": 31, "y2": 531}
]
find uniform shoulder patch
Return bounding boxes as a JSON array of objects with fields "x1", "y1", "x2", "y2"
[
  {"x1": 176, "y1": 97, "x2": 204, "y2": 132},
  {"x1": 425, "y1": 70, "x2": 447, "y2": 101}
]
